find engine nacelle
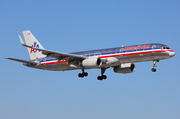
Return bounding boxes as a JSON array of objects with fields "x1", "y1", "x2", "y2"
[
  {"x1": 81, "y1": 58, "x2": 102, "y2": 68},
  {"x1": 113, "y1": 63, "x2": 135, "y2": 74}
]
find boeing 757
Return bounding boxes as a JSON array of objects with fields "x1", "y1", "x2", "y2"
[{"x1": 6, "y1": 30, "x2": 175, "y2": 80}]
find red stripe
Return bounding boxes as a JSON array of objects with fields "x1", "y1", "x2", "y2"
[
  {"x1": 41, "y1": 60, "x2": 68, "y2": 65},
  {"x1": 166, "y1": 50, "x2": 174, "y2": 52}
]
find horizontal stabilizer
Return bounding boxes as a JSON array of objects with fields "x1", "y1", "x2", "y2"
[{"x1": 5, "y1": 57, "x2": 38, "y2": 65}]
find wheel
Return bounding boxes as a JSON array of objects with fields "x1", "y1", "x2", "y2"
[
  {"x1": 97, "y1": 76, "x2": 101, "y2": 80},
  {"x1": 84, "y1": 72, "x2": 88, "y2": 77},
  {"x1": 78, "y1": 73, "x2": 84, "y2": 78},
  {"x1": 97, "y1": 76, "x2": 102, "y2": 80},
  {"x1": 102, "y1": 75, "x2": 107, "y2": 79},
  {"x1": 151, "y1": 68, "x2": 156, "y2": 72}
]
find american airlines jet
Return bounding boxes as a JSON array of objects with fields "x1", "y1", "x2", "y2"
[{"x1": 6, "y1": 30, "x2": 175, "y2": 80}]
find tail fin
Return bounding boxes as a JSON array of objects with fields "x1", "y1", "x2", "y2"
[{"x1": 22, "y1": 30, "x2": 46, "y2": 60}]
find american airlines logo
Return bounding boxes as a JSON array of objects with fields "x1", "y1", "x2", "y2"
[
  {"x1": 124, "y1": 45, "x2": 150, "y2": 50},
  {"x1": 30, "y1": 42, "x2": 40, "y2": 53}
]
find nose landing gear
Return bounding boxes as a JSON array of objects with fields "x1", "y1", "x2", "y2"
[{"x1": 151, "y1": 60, "x2": 159, "y2": 72}]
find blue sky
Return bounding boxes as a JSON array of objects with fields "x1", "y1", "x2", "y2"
[{"x1": 1, "y1": 0, "x2": 180, "y2": 119}]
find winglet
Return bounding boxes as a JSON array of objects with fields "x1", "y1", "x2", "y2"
[{"x1": 18, "y1": 34, "x2": 26, "y2": 46}]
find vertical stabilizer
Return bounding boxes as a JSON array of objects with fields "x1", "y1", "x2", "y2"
[{"x1": 22, "y1": 30, "x2": 46, "y2": 60}]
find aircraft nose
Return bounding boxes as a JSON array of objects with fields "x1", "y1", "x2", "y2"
[{"x1": 169, "y1": 50, "x2": 175, "y2": 57}]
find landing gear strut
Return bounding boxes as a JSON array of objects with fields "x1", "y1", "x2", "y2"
[
  {"x1": 78, "y1": 68, "x2": 88, "y2": 78},
  {"x1": 151, "y1": 60, "x2": 159, "y2": 72},
  {"x1": 97, "y1": 68, "x2": 107, "y2": 80}
]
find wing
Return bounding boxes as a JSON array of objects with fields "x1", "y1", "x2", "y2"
[{"x1": 19, "y1": 35, "x2": 86, "y2": 61}]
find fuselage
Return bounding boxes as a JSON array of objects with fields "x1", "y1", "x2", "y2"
[{"x1": 26, "y1": 43, "x2": 175, "y2": 71}]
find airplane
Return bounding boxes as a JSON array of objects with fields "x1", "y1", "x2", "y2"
[{"x1": 6, "y1": 30, "x2": 175, "y2": 80}]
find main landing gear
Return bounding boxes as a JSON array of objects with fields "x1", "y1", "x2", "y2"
[
  {"x1": 151, "y1": 60, "x2": 159, "y2": 72},
  {"x1": 78, "y1": 68, "x2": 88, "y2": 78},
  {"x1": 97, "y1": 68, "x2": 107, "y2": 80},
  {"x1": 78, "y1": 67, "x2": 107, "y2": 80}
]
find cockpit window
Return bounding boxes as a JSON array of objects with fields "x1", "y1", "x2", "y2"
[{"x1": 161, "y1": 46, "x2": 170, "y2": 49}]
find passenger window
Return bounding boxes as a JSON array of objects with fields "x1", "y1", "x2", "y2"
[
  {"x1": 110, "y1": 52, "x2": 115, "y2": 54},
  {"x1": 137, "y1": 49, "x2": 143, "y2": 51}
]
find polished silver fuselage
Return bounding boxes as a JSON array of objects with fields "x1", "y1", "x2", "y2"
[{"x1": 25, "y1": 43, "x2": 175, "y2": 71}]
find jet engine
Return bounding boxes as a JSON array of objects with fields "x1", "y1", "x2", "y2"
[
  {"x1": 113, "y1": 63, "x2": 135, "y2": 74},
  {"x1": 81, "y1": 58, "x2": 102, "y2": 68}
]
